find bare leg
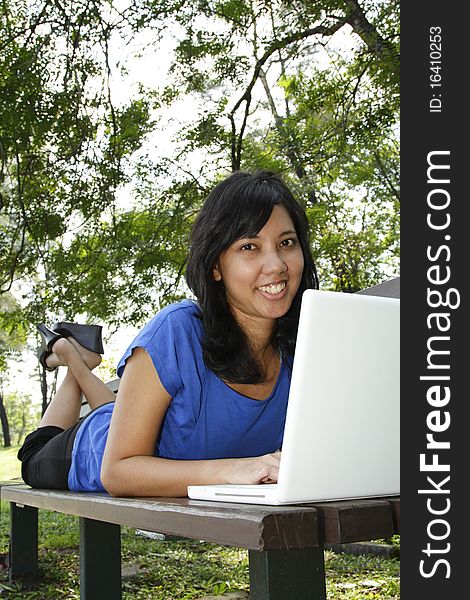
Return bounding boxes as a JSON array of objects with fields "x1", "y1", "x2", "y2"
[
  {"x1": 39, "y1": 338, "x2": 115, "y2": 429},
  {"x1": 39, "y1": 369, "x2": 83, "y2": 429}
]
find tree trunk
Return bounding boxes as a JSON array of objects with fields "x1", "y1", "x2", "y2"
[
  {"x1": 0, "y1": 391, "x2": 11, "y2": 447},
  {"x1": 40, "y1": 365, "x2": 48, "y2": 416}
]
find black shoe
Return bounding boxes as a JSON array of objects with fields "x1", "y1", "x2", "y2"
[
  {"x1": 50, "y1": 322, "x2": 104, "y2": 354},
  {"x1": 37, "y1": 322, "x2": 104, "y2": 371},
  {"x1": 37, "y1": 324, "x2": 63, "y2": 371}
]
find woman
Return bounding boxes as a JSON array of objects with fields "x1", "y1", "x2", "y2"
[{"x1": 18, "y1": 170, "x2": 318, "y2": 497}]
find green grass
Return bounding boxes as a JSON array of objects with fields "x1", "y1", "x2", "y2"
[
  {"x1": 0, "y1": 447, "x2": 400, "y2": 599},
  {"x1": 0, "y1": 446, "x2": 22, "y2": 481}
]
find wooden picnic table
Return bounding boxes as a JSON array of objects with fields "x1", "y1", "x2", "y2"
[{"x1": 1, "y1": 482, "x2": 399, "y2": 600}]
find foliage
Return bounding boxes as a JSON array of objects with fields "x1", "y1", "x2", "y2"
[
  {"x1": 0, "y1": 0, "x2": 156, "y2": 324},
  {"x1": 0, "y1": 0, "x2": 400, "y2": 397},
  {"x1": 0, "y1": 293, "x2": 27, "y2": 372},
  {"x1": 1, "y1": 391, "x2": 39, "y2": 445},
  {"x1": 129, "y1": 0, "x2": 400, "y2": 291}
]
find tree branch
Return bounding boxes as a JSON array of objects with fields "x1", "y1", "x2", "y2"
[
  {"x1": 229, "y1": 18, "x2": 348, "y2": 170},
  {"x1": 373, "y1": 149, "x2": 400, "y2": 202},
  {"x1": 343, "y1": 0, "x2": 400, "y2": 70}
]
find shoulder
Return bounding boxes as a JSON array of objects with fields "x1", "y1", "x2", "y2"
[
  {"x1": 144, "y1": 299, "x2": 202, "y2": 339},
  {"x1": 116, "y1": 299, "x2": 203, "y2": 382},
  {"x1": 158, "y1": 298, "x2": 201, "y2": 321}
]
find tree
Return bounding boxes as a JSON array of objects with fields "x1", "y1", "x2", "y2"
[
  {"x1": 1, "y1": 0, "x2": 150, "y2": 417},
  {"x1": 0, "y1": 0, "x2": 155, "y2": 317},
  {"x1": 0, "y1": 391, "x2": 10, "y2": 447},
  {"x1": 1, "y1": 0, "x2": 399, "y2": 328},
  {"x1": 1, "y1": 390, "x2": 39, "y2": 445},
  {"x1": 1, "y1": 0, "x2": 399, "y2": 431},
  {"x1": 0, "y1": 0, "x2": 399, "y2": 352},
  {"x1": 132, "y1": 0, "x2": 399, "y2": 291},
  {"x1": 0, "y1": 292, "x2": 27, "y2": 446}
]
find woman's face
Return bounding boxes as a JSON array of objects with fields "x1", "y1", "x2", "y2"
[{"x1": 213, "y1": 204, "x2": 305, "y2": 330}]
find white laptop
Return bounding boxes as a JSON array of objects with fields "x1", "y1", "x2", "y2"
[{"x1": 188, "y1": 289, "x2": 400, "y2": 505}]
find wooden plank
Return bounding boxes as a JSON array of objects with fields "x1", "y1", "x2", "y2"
[
  {"x1": 388, "y1": 497, "x2": 400, "y2": 533},
  {"x1": 1, "y1": 486, "x2": 319, "y2": 551},
  {"x1": 80, "y1": 379, "x2": 118, "y2": 417},
  {"x1": 255, "y1": 510, "x2": 319, "y2": 550},
  {"x1": 313, "y1": 498, "x2": 396, "y2": 544},
  {"x1": 0, "y1": 478, "x2": 23, "y2": 487}
]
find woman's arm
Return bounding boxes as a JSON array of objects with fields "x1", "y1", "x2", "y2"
[{"x1": 100, "y1": 348, "x2": 280, "y2": 497}]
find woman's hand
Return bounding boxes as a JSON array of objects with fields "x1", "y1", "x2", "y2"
[{"x1": 225, "y1": 451, "x2": 282, "y2": 485}]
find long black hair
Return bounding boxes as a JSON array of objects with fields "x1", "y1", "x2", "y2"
[{"x1": 185, "y1": 170, "x2": 318, "y2": 383}]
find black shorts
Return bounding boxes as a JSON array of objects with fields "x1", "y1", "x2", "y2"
[
  {"x1": 17, "y1": 400, "x2": 115, "y2": 490},
  {"x1": 17, "y1": 421, "x2": 83, "y2": 490}
]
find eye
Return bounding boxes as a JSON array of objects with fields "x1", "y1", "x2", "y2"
[
  {"x1": 280, "y1": 238, "x2": 296, "y2": 247},
  {"x1": 240, "y1": 243, "x2": 257, "y2": 251}
]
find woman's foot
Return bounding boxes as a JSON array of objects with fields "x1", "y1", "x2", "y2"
[
  {"x1": 46, "y1": 337, "x2": 102, "y2": 371},
  {"x1": 43, "y1": 351, "x2": 62, "y2": 371},
  {"x1": 68, "y1": 337, "x2": 102, "y2": 370}
]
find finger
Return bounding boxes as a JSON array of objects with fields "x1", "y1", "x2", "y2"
[
  {"x1": 255, "y1": 464, "x2": 279, "y2": 484},
  {"x1": 260, "y1": 474, "x2": 277, "y2": 484}
]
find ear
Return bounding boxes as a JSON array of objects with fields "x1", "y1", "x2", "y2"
[{"x1": 212, "y1": 264, "x2": 222, "y2": 281}]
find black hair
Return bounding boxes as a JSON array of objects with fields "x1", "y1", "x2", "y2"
[{"x1": 185, "y1": 170, "x2": 319, "y2": 383}]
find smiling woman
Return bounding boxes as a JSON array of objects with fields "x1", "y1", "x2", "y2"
[
  {"x1": 186, "y1": 171, "x2": 318, "y2": 385},
  {"x1": 213, "y1": 206, "x2": 304, "y2": 323},
  {"x1": 18, "y1": 170, "x2": 319, "y2": 498}
]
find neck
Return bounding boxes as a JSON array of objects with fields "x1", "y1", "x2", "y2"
[
  {"x1": 236, "y1": 318, "x2": 278, "y2": 376},
  {"x1": 234, "y1": 314, "x2": 275, "y2": 356},
  {"x1": 250, "y1": 335, "x2": 274, "y2": 361}
]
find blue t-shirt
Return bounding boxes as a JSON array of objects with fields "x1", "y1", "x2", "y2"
[{"x1": 67, "y1": 300, "x2": 291, "y2": 492}]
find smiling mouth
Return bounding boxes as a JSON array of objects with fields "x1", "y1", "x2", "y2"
[{"x1": 257, "y1": 282, "x2": 287, "y2": 295}]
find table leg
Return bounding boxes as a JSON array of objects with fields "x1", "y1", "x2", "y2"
[
  {"x1": 249, "y1": 546, "x2": 326, "y2": 600},
  {"x1": 79, "y1": 517, "x2": 121, "y2": 600},
  {"x1": 9, "y1": 502, "x2": 38, "y2": 583}
]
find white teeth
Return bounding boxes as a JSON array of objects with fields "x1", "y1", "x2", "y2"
[{"x1": 258, "y1": 282, "x2": 286, "y2": 295}]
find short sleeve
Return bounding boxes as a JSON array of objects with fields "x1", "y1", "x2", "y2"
[{"x1": 116, "y1": 300, "x2": 202, "y2": 398}]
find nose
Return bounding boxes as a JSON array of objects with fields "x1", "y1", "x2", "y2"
[{"x1": 262, "y1": 248, "x2": 288, "y2": 275}]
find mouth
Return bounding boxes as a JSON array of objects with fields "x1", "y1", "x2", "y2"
[{"x1": 257, "y1": 281, "x2": 287, "y2": 296}]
